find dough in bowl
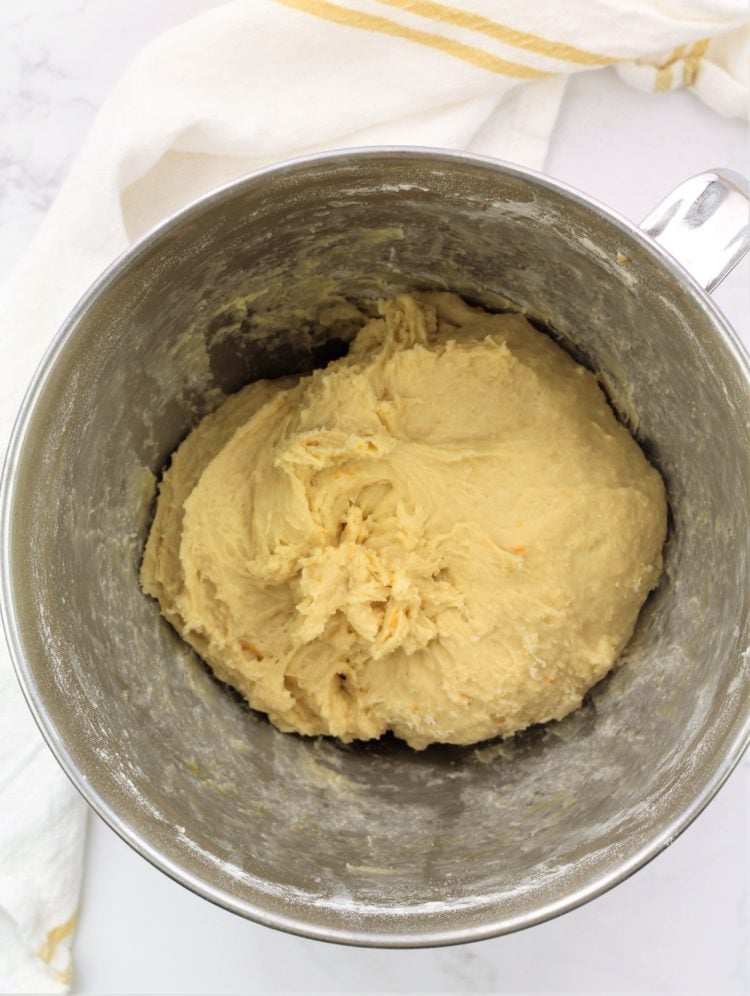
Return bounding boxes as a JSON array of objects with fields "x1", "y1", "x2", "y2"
[{"x1": 141, "y1": 293, "x2": 667, "y2": 749}]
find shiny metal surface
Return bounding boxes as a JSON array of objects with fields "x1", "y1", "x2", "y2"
[
  {"x1": 641, "y1": 169, "x2": 750, "y2": 292},
  {"x1": 2, "y1": 149, "x2": 749, "y2": 947}
]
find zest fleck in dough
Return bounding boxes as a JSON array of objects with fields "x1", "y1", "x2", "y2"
[{"x1": 141, "y1": 293, "x2": 667, "y2": 750}]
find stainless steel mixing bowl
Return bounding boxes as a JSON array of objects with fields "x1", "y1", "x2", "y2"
[{"x1": 2, "y1": 150, "x2": 749, "y2": 946}]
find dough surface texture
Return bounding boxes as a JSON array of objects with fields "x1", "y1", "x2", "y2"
[{"x1": 141, "y1": 293, "x2": 666, "y2": 749}]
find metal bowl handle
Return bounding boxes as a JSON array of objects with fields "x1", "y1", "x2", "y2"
[{"x1": 640, "y1": 169, "x2": 750, "y2": 294}]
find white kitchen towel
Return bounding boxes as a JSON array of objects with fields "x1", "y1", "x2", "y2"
[{"x1": 1, "y1": 1, "x2": 747, "y2": 991}]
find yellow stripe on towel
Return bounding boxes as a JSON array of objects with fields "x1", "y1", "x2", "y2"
[
  {"x1": 654, "y1": 40, "x2": 710, "y2": 93},
  {"x1": 654, "y1": 62, "x2": 674, "y2": 93},
  {"x1": 654, "y1": 44, "x2": 685, "y2": 93},
  {"x1": 378, "y1": 0, "x2": 616, "y2": 65},
  {"x1": 683, "y1": 38, "x2": 710, "y2": 86},
  {"x1": 39, "y1": 911, "x2": 77, "y2": 987},
  {"x1": 273, "y1": 0, "x2": 550, "y2": 77}
]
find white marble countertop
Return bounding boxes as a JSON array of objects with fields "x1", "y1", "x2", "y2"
[{"x1": 2, "y1": 2, "x2": 748, "y2": 993}]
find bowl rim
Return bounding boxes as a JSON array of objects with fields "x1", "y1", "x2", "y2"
[{"x1": 2, "y1": 145, "x2": 749, "y2": 948}]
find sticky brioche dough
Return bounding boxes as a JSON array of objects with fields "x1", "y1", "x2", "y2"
[{"x1": 141, "y1": 293, "x2": 666, "y2": 750}]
